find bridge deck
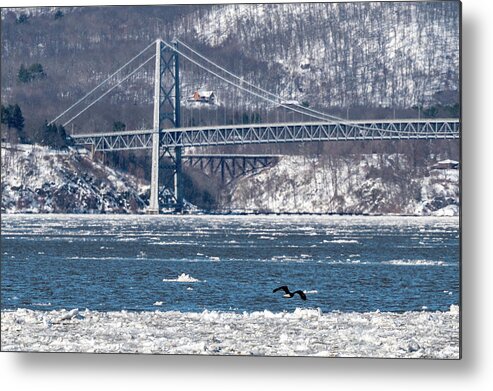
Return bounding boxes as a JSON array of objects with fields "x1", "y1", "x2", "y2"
[{"x1": 71, "y1": 119, "x2": 460, "y2": 151}]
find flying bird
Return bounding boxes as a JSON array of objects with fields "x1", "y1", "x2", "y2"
[{"x1": 273, "y1": 285, "x2": 307, "y2": 300}]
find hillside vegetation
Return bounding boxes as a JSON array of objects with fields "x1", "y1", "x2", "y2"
[
  {"x1": 1, "y1": 3, "x2": 460, "y2": 213},
  {"x1": 2, "y1": 3, "x2": 459, "y2": 134}
]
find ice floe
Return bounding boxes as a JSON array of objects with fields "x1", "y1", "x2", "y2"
[
  {"x1": 1, "y1": 306, "x2": 459, "y2": 358},
  {"x1": 56, "y1": 308, "x2": 79, "y2": 322},
  {"x1": 323, "y1": 239, "x2": 359, "y2": 244},
  {"x1": 382, "y1": 259, "x2": 447, "y2": 266},
  {"x1": 162, "y1": 273, "x2": 202, "y2": 282}
]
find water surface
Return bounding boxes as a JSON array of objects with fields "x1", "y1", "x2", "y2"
[{"x1": 1, "y1": 214, "x2": 460, "y2": 313}]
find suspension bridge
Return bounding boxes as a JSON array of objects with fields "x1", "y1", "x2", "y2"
[{"x1": 49, "y1": 39, "x2": 460, "y2": 213}]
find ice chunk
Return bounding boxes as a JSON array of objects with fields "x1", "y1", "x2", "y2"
[
  {"x1": 163, "y1": 273, "x2": 201, "y2": 282},
  {"x1": 449, "y1": 305, "x2": 459, "y2": 314},
  {"x1": 382, "y1": 259, "x2": 446, "y2": 266},
  {"x1": 57, "y1": 308, "x2": 79, "y2": 322}
]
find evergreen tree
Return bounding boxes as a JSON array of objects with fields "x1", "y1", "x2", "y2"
[
  {"x1": 251, "y1": 112, "x2": 261, "y2": 123},
  {"x1": 1, "y1": 105, "x2": 9, "y2": 126},
  {"x1": 17, "y1": 129, "x2": 29, "y2": 144},
  {"x1": 18, "y1": 63, "x2": 46, "y2": 83},
  {"x1": 447, "y1": 103, "x2": 460, "y2": 117},
  {"x1": 28, "y1": 63, "x2": 46, "y2": 80},
  {"x1": 38, "y1": 121, "x2": 55, "y2": 146},
  {"x1": 54, "y1": 10, "x2": 64, "y2": 20},
  {"x1": 113, "y1": 121, "x2": 126, "y2": 132},
  {"x1": 56, "y1": 124, "x2": 70, "y2": 147},
  {"x1": 32, "y1": 121, "x2": 47, "y2": 144},
  {"x1": 15, "y1": 13, "x2": 28, "y2": 24},
  {"x1": 424, "y1": 106, "x2": 438, "y2": 118},
  {"x1": 242, "y1": 112, "x2": 250, "y2": 124},
  {"x1": 11, "y1": 104, "x2": 24, "y2": 131},
  {"x1": 35, "y1": 121, "x2": 69, "y2": 148},
  {"x1": 1, "y1": 104, "x2": 28, "y2": 143},
  {"x1": 39, "y1": 121, "x2": 50, "y2": 145},
  {"x1": 18, "y1": 64, "x2": 30, "y2": 83}
]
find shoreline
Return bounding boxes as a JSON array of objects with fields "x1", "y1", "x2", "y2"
[
  {"x1": 1, "y1": 211, "x2": 460, "y2": 217},
  {"x1": 1, "y1": 306, "x2": 460, "y2": 358}
]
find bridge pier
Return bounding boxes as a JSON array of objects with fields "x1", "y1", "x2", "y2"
[
  {"x1": 173, "y1": 146, "x2": 183, "y2": 213},
  {"x1": 147, "y1": 39, "x2": 182, "y2": 214},
  {"x1": 148, "y1": 128, "x2": 160, "y2": 214},
  {"x1": 147, "y1": 39, "x2": 163, "y2": 214}
]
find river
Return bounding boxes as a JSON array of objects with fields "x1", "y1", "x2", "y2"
[{"x1": 1, "y1": 214, "x2": 460, "y2": 314}]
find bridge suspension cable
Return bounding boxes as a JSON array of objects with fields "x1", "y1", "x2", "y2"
[
  {"x1": 49, "y1": 40, "x2": 156, "y2": 126},
  {"x1": 164, "y1": 40, "x2": 450, "y2": 136},
  {"x1": 163, "y1": 41, "x2": 334, "y2": 122},
  {"x1": 176, "y1": 39, "x2": 345, "y2": 123},
  {"x1": 176, "y1": 40, "x2": 463, "y2": 137},
  {"x1": 50, "y1": 38, "x2": 459, "y2": 138},
  {"x1": 60, "y1": 54, "x2": 156, "y2": 127},
  {"x1": 177, "y1": 39, "x2": 443, "y2": 130}
]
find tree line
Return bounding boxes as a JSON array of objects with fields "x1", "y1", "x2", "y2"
[{"x1": 1, "y1": 103, "x2": 70, "y2": 148}]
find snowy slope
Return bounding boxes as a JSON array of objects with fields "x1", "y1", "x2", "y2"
[
  {"x1": 191, "y1": 2, "x2": 459, "y2": 108},
  {"x1": 1, "y1": 144, "x2": 459, "y2": 215},
  {"x1": 226, "y1": 154, "x2": 459, "y2": 216},
  {"x1": 1, "y1": 144, "x2": 148, "y2": 213}
]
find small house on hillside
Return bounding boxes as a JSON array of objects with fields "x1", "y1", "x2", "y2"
[
  {"x1": 187, "y1": 90, "x2": 216, "y2": 104},
  {"x1": 432, "y1": 159, "x2": 459, "y2": 170}
]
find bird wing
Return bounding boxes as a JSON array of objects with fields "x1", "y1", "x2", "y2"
[
  {"x1": 294, "y1": 290, "x2": 307, "y2": 300},
  {"x1": 273, "y1": 285, "x2": 289, "y2": 294}
]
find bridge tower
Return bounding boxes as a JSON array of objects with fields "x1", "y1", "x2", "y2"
[{"x1": 148, "y1": 39, "x2": 182, "y2": 214}]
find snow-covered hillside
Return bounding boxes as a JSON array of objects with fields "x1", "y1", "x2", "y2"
[
  {"x1": 1, "y1": 3, "x2": 459, "y2": 134},
  {"x1": 191, "y1": 2, "x2": 459, "y2": 108},
  {"x1": 1, "y1": 144, "x2": 149, "y2": 213},
  {"x1": 1, "y1": 144, "x2": 459, "y2": 216},
  {"x1": 225, "y1": 154, "x2": 459, "y2": 216}
]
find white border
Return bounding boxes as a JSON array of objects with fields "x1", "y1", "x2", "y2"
[{"x1": 2, "y1": 0, "x2": 492, "y2": 389}]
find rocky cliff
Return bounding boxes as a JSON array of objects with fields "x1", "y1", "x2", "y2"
[{"x1": 1, "y1": 144, "x2": 148, "y2": 213}]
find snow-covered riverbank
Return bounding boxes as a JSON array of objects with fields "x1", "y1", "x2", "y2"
[
  {"x1": 1, "y1": 143, "x2": 148, "y2": 213},
  {"x1": 2, "y1": 144, "x2": 459, "y2": 215},
  {"x1": 1, "y1": 306, "x2": 460, "y2": 358},
  {"x1": 228, "y1": 155, "x2": 459, "y2": 216}
]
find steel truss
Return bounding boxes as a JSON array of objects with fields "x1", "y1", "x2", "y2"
[
  {"x1": 72, "y1": 119, "x2": 460, "y2": 151},
  {"x1": 183, "y1": 154, "x2": 280, "y2": 184}
]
